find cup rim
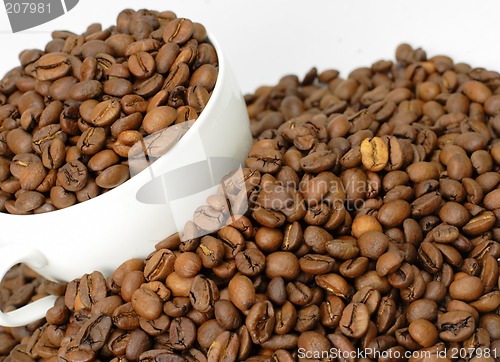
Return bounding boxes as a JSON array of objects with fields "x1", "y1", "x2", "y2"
[{"x1": 0, "y1": 32, "x2": 226, "y2": 220}]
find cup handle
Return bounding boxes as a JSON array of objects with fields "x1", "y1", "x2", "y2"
[{"x1": 0, "y1": 245, "x2": 57, "y2": 327}]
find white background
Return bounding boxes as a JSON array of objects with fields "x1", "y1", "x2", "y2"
[{"x1": 0, "y1": 0, "x2": 500, "y2": 94}]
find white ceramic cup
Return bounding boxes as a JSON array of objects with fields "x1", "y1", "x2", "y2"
[{"x1": 0, "y1": 34, "x2": 253, "y2": 327}]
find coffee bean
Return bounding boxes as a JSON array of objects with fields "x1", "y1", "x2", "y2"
[
  {"x1": 6, "y1": 128, "x2": 32, "y2": 155},
  {"x1": 57, "y1": 160, "x2": 88, "y2": 192},
  {"x1": 128, "y1": 52, "x2": 156, "y2": 79},
  {"x1": 357, "y1": 231, "x2": 389, "y2": 260},
  {"x1": 75, "y1": 314, "x2": 112, "y2": 351},
  {"x1": 438, "y1": 311, "x2": 475, "y2": 342},
  {"x1": 351, "y1": 214, "x2": 383, "y2": 237},
  {"x1": 408, "y1": 319, "x2": 438, "y2": 348},
  {"x1": 95, "y1": 164, "x2": 129, "y2": 189},
  {"x1": 299, "y1": 254, "x2": 335, "y2": 275},
  {"x1": 190, "y1": 64, "x2": 218, "y2": 92},
  {"x1": 235, "y1": 248, "x2": 265, "y2": 277},
  {"x1": 125, "y1": 329, "x2": 151, "y2": 361},
  {"x1": 131, "y1": 287, "x2": 162, "y2": 321},
  {"x1": 41, "y1": 137, "x2": 66, "y2": 170},
  {"x1": 326, "y1": 239, "x2": 359, "y2": 260},
  {"x1": 303, "y1": 225, "x2": 332, "y2": 254},
  {"x1": 34, "y1": 53, "x2": 71, "y2": 81},
  {"x1": 463, "y1": 80, "x2": 492, "y2": 104},
  {"x1": 169, "y1": 317, "x2": 196, "y2": 351},
  {"x1": 449, "y1": 276, "x2": 484, "y2": 302},
  {"x1": 265, "y1": 252, "x2": 299, "y2": 280},
  {"x1": 32, "y1": 124, "x2": 67, "y2": 155},
  {"x1": 247, "y1": 147, "x2": 283, "y2": 177},
  {"x1": 339, "y1": 302, "x2": 370, "y2": 338},
  {"x1": 214, "y1": 300, "x2": 242, "y2": 331},
  {"x1": 195, "y1": 235, "x2": 224, "y2": 269},
  {"x1": 245, "y1": 301, "x2": 275, "y2": 344},
  {"x1": 360, "y1": 137, "x2": 388, "y2": 171},
  {"x1": 156, "y1": 42, "x2": 180, "y2": 74},
  {"x1": 77, "y1": 127, "x2": 106, "y2": 155},
  {"x1": 255, "y1": 227, "x2": 283, "y2": 253},
  {"x1": 206, "y1": 331, "x2": 239, "y2": 361},
  {"x1": 438, "y1": 201, "x2": 470, "y2": 227},
  {"x1": 121, "y1": 270, "x2": 145, "y2": 302},
  {"x1": 376, "y1": 250, "x2": 404, "y2": 277},
  {"x1": 163, "y1": 18, "x2": 194, "y2": 44},
  {"x1": 189, "y1": 275, "x2": 219, "y2": 313},
  {"x1": 378, "y1": 199, "x2": 411, "y2": 227},
  {"x1": 315, "y1": 273, "x2": 350, "y2": 299},
  {"x1": 463, "y1": 211, "x2": 496, "y2": 236},
  {"x1": 228, "y1": 274, "x2": 255, "y2": 313}
]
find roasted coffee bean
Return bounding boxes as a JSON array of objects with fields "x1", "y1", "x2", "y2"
[
  {"x1": 351, "y1": 214, "x2": 383, "y2": 238},
  {"x1": 169, "y1": 317, "x2": 196, "y2": 351},
  {"x1": 449, "y1": 275, "x2": 484, "y2": 302},
  {"x1": 165, "y1": 271, "x2": 194, "y2": 298},
  {"x1": 144, "y1": 249, "x2": 175, "y2": 282},
  {"x1": 120, "y1": 270, "x2": 145, "y2": 302},
  {"x1": 315, "y1": 273, "x2": 350, "y2": 299},
  {"x1": 325, "y1": 239, "x2": 358, "y2": 262},
  {"x1": 190, "y1": 64, "x2": 218, "y2": 93},
  {"x1": 34, "y1": 53, "x2": 71, "y2": 81},
  {"x1": 196, "y1": 235, "x2": 225, "y2": 269},
  {"x1": 196, "y1": 319, "x2": 225, "y2": 349},
  {"x1": 74, "y1": 271, "x2": 107, "y2": 310},
  {"x1": 357, "y1": 231, "x2": 389, "y2": 259},
  {"x1": 438, "y1": 311, "x2": 475, "y2": 342},
  {"x1": 286, "y1": 281, "x2": 312, "y2": 306},
  {"x1": 255, "y1": 227, "x2": 283, "y2": 253},
  {"x1": 163, "y1": 18, "x2": 194, "y2": 44},
  {"x1": 112, "y1": 302, "x2": 140, "y2": 331},
  {"x1": 265, "y1": 252, "x2": 299, "y2": 280},
  {"x1": 376, "y1": 250, "x2": 404, "y2": 277},
  {"x1": 14, "y1": 191, "x2": 45, "y2": 212},
  {"x1": 360, "y1": 137, "x2": 389, "y2": 171},
  {"x1": 77, "y1": 127, "x2": 106, "y2": 155},
  {"x1": 245, "y1": 301, "x2": 275, "y2": 344},
  {"x1": 57, "y1": 160, "x2": 88, "y2": 192},
  {"x1": 189, "y1": 275, "x2": 219, "y2": 313},
  {"x1": 339, "y1": 302, "x2": 370, "y2": 338},
  {"x1": 75, "y1": 314, "x2": 112, "y2": 351},
  {"x1": 131, "y1": 287, "x2": 163, "y2": 321},
  {"x1": 299, "y1": 254, "x2": 335, "y2": 275},
  {"x1": 41, "y1": 137, "x2": 66, "y2": 170},
  {"x1": 214, "y1": 300, "x2": 243, "y2": 331},
  {"x1": 228, "y1": 274, "x2": 256, "y2": 313},
  {"x1": 95, "y1": 164, "x2": 129, "y2": 189},
  {"x1": 378, "y1": 199, "x2": 411, "y2": 227},
  {"x1": 206, "y1": 331, "x2": 239, "y2": 361},
  {"x1": 408, "y1": 319, "x2": 438, "y2": 348}
]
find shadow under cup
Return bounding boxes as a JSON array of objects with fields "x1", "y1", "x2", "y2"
[{"x1": 0, "y1": 34, "x2": 252, "y2": 327}]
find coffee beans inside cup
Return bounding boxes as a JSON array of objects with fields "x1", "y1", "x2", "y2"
[
  {"x1": 2, "y1": 37, "x2": 500, "y2": 361},
  {"x1": 0, "y1": 9, "x2": 218, "y2": 214}
]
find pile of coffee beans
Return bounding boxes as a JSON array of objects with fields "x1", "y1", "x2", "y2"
[
  {"x1": 0, "y1": 9, "x2": 218, "y2": 215},
  {"x1": 0, "y1": 265, "x2": 66, "y2": 359},
  {"x1": 2, "y1": 43, "x2": 500, "y2": 362}
]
